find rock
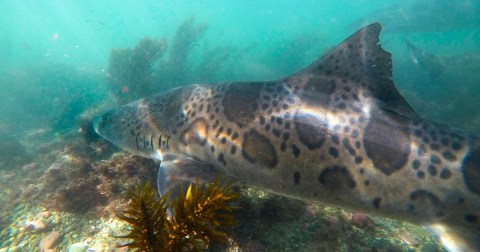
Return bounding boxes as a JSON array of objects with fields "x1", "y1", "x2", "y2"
[
  {"x1": 39, "y1": 231, "x2": 61, "y2": 251},
  {"x1": 36, "y1": 211, "x2": 50, "y2": 220},
  {"x1": 350, "y1": 212, "x2": 375, "y2": 228},
  {"x1": 24, "y1": 220, "x2": 46, "y2": 232},
  {"x1": 68, "y1": 242, "x2": 87, "y2": 252}
]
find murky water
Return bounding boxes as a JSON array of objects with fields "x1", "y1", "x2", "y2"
[{"x1": 1, "y1": 1, "x2": 479, "y2": 251}]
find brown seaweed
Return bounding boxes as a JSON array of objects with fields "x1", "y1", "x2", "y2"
[{"x1": 116, "y1": 178, "x2": 239, "y2": 252}]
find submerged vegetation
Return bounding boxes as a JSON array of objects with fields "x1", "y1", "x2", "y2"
[
  {"x1": 105, "y1": 16, "x2": 325, "y2": 106},
  {"x1": 117, "y1": 178, "x2": 239, "y2": 252},
  {"x1": 106, "y1": 17, "x2": 214, "y2": 105},
  {"x1": 107, "y1": 37, "x2": 167, "y2": 105}
]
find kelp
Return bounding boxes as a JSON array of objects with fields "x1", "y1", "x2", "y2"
[
  {"x1": 116, "y1": 182, "x2": 170, "y2": 251},
  {"x1": 116, "y1": 178, "x2": 239, "y2": 252}
]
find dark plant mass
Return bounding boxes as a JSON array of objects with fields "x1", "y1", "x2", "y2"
[{"x1": 116, "y1": 178, "x2": 239, "y2": 252}]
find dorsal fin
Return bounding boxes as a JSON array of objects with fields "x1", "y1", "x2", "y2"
[{"x1": 292, "y1": 23, "x2": 419, "y2": 119}]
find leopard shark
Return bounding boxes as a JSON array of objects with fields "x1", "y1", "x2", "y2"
[{"x1": 94, "y1": 23, "x2": 480, "y2": 251}]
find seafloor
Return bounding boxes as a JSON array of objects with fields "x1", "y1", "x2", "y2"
[{"x1": 0, "y1": 121, "x2": 446, "y2": 252}]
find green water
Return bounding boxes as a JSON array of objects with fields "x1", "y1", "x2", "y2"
[{"x1": 0, "y1": 1, "x2": 479, "y2": 251}]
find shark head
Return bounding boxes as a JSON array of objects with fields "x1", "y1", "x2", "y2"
[{"x1": 94, "y1": 86, "x2": 194, "y2": 159}]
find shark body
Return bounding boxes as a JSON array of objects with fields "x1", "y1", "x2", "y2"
[{"x1": 95, "y1": 24, "x2": 480, "y2": 251}]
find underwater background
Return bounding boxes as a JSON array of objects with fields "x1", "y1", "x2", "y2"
[{"x1": 1, "y1": 0, "x2": 480, "y2": 251}]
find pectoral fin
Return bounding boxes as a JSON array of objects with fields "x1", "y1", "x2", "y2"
[{"x1": 157, "y1": 153, "x2": 223, "y2": 199}]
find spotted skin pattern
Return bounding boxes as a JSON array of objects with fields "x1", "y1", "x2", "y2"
[{"x1": 95, "y1": 24, "x2": 480, "y2": 251}]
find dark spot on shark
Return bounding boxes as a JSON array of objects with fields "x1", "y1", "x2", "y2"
[
  {"x1": 272, "y1": 128, "x2": 281, "y2": 138},
  {"x1": 351, "y1": 129, "x2": 359, "y2": 138},
  {"x1": 417, "y1": 171, "x2": 425, "y2": 179},
  {"x1": 462, "y1": 145, "x2": 480, "y2": 195},
  {"x1": 302, "y1": 76, "x2": 336, "y2": 107},
  {"x1": 442, "y1": 151, "x2": 456, "y2": 161},
  {"x1": 259, "y1": 116, "x2": 266, "y2": 125},
  {"x1": 440, "y1": 168, "x2": 452, "y2": 180},
  {"x1": 411, "y1": 160, "x2": 421, "y2": 170},
  {"x1": 223, "y1": 82, "x2": 262, "y2": 127},
  {"x1": 409, "y1": 190, "x2": 446, "y2": 218},
  {"x1": 329, "y1": 147, "x2": 339, "y2": 158},
  {"x1": 218, "y1": 153, "x2": 226, "y2": 166},
  {"x1": 294, "y1": 172, "x2": 300, "y2": 185},
  {"x1": 242, "y1": 129, "x2": 278, "y2": 168},
  {"x1": 354, "y1": 141, "x2": 361, "y2": 149},
  {"x1": 343, "y1": 138, "x2": 356, "y2": 156},
  {"x1": 232, "y1": 132, "x2": 239, "y2": 140},
  {"x1": 373, "y1": 197, "x2": 381, "y2": 209},
  {"x1": 179, "y1": 118, "x2": 209, "y2": 146},
  {"x1": 318, "y1": 166, "x2": 356, "y2": 191},
  {"x1": 428, "y1": 165, "x2": 437, "y2": 176},
  {"x1": 452, "y1": 142, "x2": 462, "y2": 151},
  {"x1": 294, "y1": 111, "x2": 327, "y2": 150},
  {"x1": 354, "y1": 156, "x2": 363, "y2": 164},
  {"x1": 280, "y1": 142, "x2": 286, "y2": 152},
  {"x1": 430, "y1": 143, "x2": 440, "y2": 151},
  {"x1": 230, "y1": 145, "x2": 237, "y2": 155},
  {"x1": 364, "y1": 113, "x2": 410, "y2": 175},
  {"x1": 292, "y1": 144, "x2": 300, "y2": 158},
  {"x1": 465, "y1": 214, "x2": 478, "y2": 223},
  {"x1": 331, "y1": 135, "x2": 340, "y2": 144},
  {"x1": 276, "y1": 117, "x2": 283, "y2": 125}
]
